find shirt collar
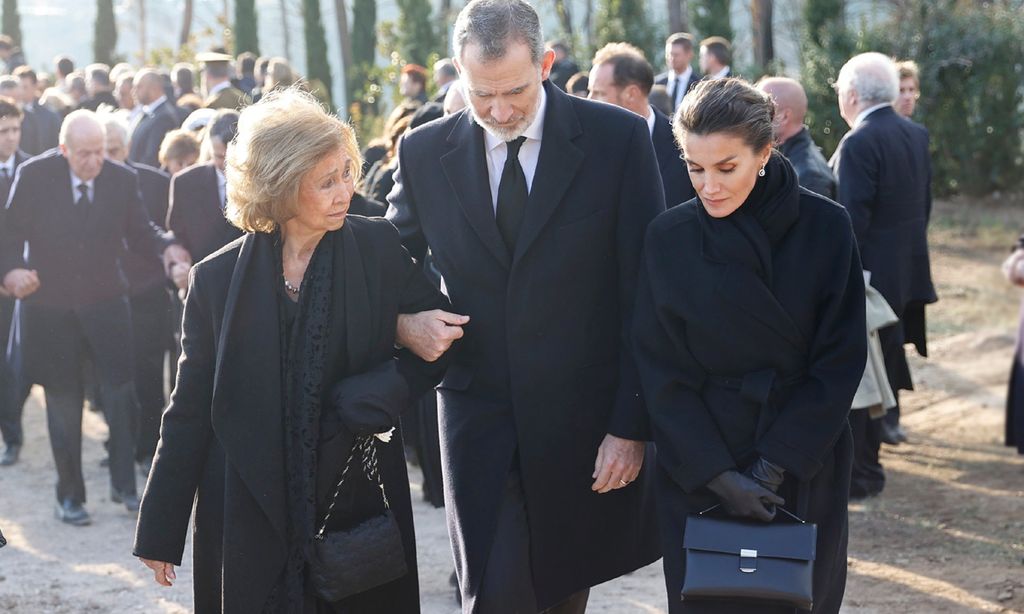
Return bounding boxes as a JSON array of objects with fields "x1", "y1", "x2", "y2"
[
  {"x1": 854, "y1": 102, "x2": 891, "y2": 128},
  {"x1": 484, "y1": 84, "x2": 547, "y2": 152},
  {"x1": 0, "y1": 154, "x2": 15, "y2": 174},
  {"x1": 712, "y1": 66, "x2": 731, "y2": 80},
  {"x1": 142, "y1": 95, "x2": 167, "y2": 115},
  {"x1": 69, "y1": 168, "x2": 95, "y2": 193},
  {"x1": 672, "y1": 66, "x2": 693, "y2": 82},
  {"x1": 645, "y1": 105, "x2": 657, "y2": 135},
  {"x1": 208, "y1": 80, "x2": 232, "y2": 97}
]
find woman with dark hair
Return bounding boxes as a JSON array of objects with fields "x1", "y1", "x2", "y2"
[
  {"x1": 133, "y1": 87, "x2": 455, "y2": 613},
  {"x1": 632, "y1": 78, "x2": 867, "y2": 613}
]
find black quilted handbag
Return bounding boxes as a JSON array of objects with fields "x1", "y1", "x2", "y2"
[
  {"x1": 681, "y1": 504, "x2": 817, "y2": 611},
  {"x1": 310, "y1": 435, "x2": 408, "y2": 603}
]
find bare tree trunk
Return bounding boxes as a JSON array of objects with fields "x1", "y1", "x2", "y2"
[
  {"x1": 139, "y1": 0, "x2": 147, "y2": 61},
  {"x1": 179, "y1": 0, "x2": 193, "y2": 47},
  {"x1": 333, "y1": 0, "x2": 352, "y2": 105},
  {"x1": 583, "y1": 0, "x2": 593, "y2": 53},
  {"x1": 667, "y1": 0, "x2": 690, "y2": 33},
  {"x1": 751, "y1": 0, "x2": 773, "y2": 73},
  {"x1": 552, "y1": 0, "x2": 574, "y2": 45},
  {"x1": 438, "y1": 0, "x2": 452, "y2": 53},
  {"x1": 279, "y1": 0, "x2": 292, "y2": 60}
]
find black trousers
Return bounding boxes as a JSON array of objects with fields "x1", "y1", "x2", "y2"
[
  {"x1": 130, "y1": 285, "x2": 173, "y2": 462},
  {"x1": 43, "y1": 336, "x2": 138, "y2": 504},
  {"x1": 475, "y1": 468, "x2": 590, "y2": 614},
  {"x1": 0, "y1": 297, "x2": 29, "y2": 447},
  {"x1": 849, "y1": 409, "x2": 885, "y2": 497}
]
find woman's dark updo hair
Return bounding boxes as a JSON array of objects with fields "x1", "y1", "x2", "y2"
[{"x1": 673, "y1": 77, "x2": 775, "y2": 154}]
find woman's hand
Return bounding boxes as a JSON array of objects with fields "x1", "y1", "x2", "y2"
[
  {"x1": 706, "y1": 469, "x2": 784, "y2": 522},
  {"x1": 139, "y1": 558, "x2": 176, "y2": 587}
]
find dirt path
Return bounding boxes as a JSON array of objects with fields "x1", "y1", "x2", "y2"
[{"x1": 1, "y1": 198, "x2": 1022, "y2": 613}]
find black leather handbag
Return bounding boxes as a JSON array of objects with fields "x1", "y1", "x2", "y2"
[
  {"x1": 681, "y1": 505, "x2": 817, "y2": 611},
  {"x1": 310, "y1": 435, "x2": 409, "y2": 603}
]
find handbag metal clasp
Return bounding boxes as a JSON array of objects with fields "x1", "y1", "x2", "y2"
[{"x1": 739, "y1": 549, "x2": 758, "y2": 573}]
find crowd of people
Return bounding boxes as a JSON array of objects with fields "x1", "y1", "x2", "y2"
[{"x1": 0, "y1": 0, "x2": 949, "y2": 612}]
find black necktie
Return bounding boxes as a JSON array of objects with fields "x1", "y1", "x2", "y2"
[
  {"x1": 674, "y1": 75, "x2": 684, "y2": 109},
  {"x1": 76, "y1": 183, "x2": 91, "y2": 208},
  {"x1": 495, "y1": 136, "x2": 528, "y2": 255}
]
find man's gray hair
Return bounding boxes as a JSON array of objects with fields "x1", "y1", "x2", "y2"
[
  {"x1": 453, "y1": 0, "x2": 545, "y2": 65},
  {"x1": 59, "y1": 109, "x2": 105, "y2": 147},
  {"x1": 837, "y1": 52, "x2": 899, "y2": 106}
]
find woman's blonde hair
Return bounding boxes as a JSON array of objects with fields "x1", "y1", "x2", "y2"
[
  {"x1": 225, "y1": 86, "x2": 363, "y2": 233},
  {"x1": 158, "y1": 128, "x2": 201, "y2": 168}
]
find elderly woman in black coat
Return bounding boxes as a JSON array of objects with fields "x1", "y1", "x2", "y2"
[
  {"x1": 133, "y1": 87, "x2": 453, "y2": 613},
  {"x1": 633, "y1": 78, "x2": 867, "y2": 613}
]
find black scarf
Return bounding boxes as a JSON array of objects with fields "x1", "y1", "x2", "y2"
[{"x1": 266, "y1": 231, "x2": 335, "y2": 613}]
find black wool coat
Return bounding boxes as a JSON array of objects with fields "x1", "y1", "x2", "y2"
[
  {"x1": 651, "y1": 107, "x2": 696, "y2": 208},
  {"x1": 0, "y1": 152, "x2": 172, "y2": 389},
  {"x1": 166, "y1": 162, "x2": 242, "y2": 263},
  {"x1": 122, "y1": 162, "x2": 171, "y2": 295},
  {"x1": 0, "y1": 149, "x2": 29, "y2": 346},
  {"x1": 387, "y1": 80, "x2": 664, "y2": 611},
  {"x1": 19, "y1": 103, "x2": 60, "y2": 156},
  {"x1": 129, "y1": 99, "x2": 181, "y2": 168},
  {"x1": 133, "y1": 217, "x2": 449, "y2": 613},
  {"x1": 633, "y1": 155, "x2": 867, "y2": 613},
  {"x1": 780, "y1": 126, "x2": 835, "y2": 200}
]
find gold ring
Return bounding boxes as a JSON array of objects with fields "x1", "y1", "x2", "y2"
[{"x1": 619, "y1": 479, "x2": 628, "y2": 486}]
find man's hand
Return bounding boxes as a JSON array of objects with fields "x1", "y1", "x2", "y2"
[
  {"x1": 3, "y1": 268, "x2": 39, "y2": 299},
  {"x1": 170, "y1": 262, "x2": 190, "y2": 292},
  {"x1": 396, "y1": 309, "x2": 470, "y2": 362},
  {"x1": 592, "y1": 434, "x2": 644, "y2": 494},
  {"x1": 139, "y1": 557, "x2": 176, "y2": 587},
  {"x1": 162, "y1": 244, "x2": 192, "y2": 278}
]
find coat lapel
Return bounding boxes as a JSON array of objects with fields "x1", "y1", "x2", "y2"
[
  {"x1": 211, "y1": 232, "x2": 288, "y2": 543},
  {"x1": 341, "y1": 223, "x2": 375, "y2": 373},
  {"x1": 440, "y1": 112, "x2": 511, "y2": 270},
  {"x1": 513, "y1": 81, "x2": 584, "y2": 263}
]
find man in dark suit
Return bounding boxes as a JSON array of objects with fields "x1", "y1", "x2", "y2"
[
  {"x1": 830, "y1": 52, "x2": 937, "y2": 499},
  {"x1": 13, "y1": 67, "x2": 60, "y2": 156},
  {"x1": 128, "y1": 69, "x2": 180, "y2": 168},
  {"x1": 653, "y1": 32, "x2": 701, "y2": 112},
  {"x1": 78, "y1": 64, "x2": 119, "y2": 111},
  {"x1": 433, "y1": 58, "x2": 459, "y2": 103},
  {"x1": 759, "y1": 76, "x2": 835, "y2": 199},
  {"x1": 102, "y1": 114, "x2": 174, "y2": 475},
  {"x1": 387, "y1": 1, "x2": 663, "y2": 610},
  {"x1": 166, "y1": 110, "x2": 242, "y2": 264},
  {"x1": 589, "y1": 42, "x2": 695, "y2": 208},
  {"x1": 0, "y1": 110, "x2": 190, "y2": 525},
  {"x1": 547, "y1": 41, "x2": 580, "y2": 92},
  {"x1": 0, "y1": 96, "x2": 31, "y2": 466},
  {"x1": 699, "y1": 36, "x2": 734, "y2": 80}
]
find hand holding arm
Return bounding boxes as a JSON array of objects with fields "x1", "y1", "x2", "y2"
[
  {"x1": 3, "y1": 269, "x2": 39, "y2": 299},
  {"x1": 395, "y1": 309, "x2": 469, "y2": 362}
]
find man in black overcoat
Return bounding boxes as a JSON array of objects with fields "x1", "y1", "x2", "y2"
[
  {"x1": 830, "y1": 52, "x2": 937, "y2": 498},
  {"x1": 0, "y1": 110, "x2": 190, "y2": 525},
  {"x1": 759, "y1": 77, "x2": 835, "y2": 199},
  {"x1": 102, "y1": 114, "x2": 175, "y2": 473},
  {"x1": 654, "y1": 33, "x2": 701, "y2": 113},
  {"x1": 166, "y1": 110, "x2": 242, "y2": 263},
  {"x1": 0, "y1": 96, "x2": 30, "y2": 466},
  {"x1": 387, "y1": 1, "x2": 663, "y2": 610},
  {"x1": 588, "y1": 42, "x2": 695, "y2": 208},
  {"x1": 129, "y1": 69, "x2": 182, "y2": 169},
  {"x1": 14, "y1": 67, "x2": 60, "y2": 156}
]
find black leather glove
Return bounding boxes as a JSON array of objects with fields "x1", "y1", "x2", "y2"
[
  {"x1": 743, "y1": 457, "x2": 786, "y2": 493},
  {"x1": 706, "y1": 470, "x2": 785, "y2": 522},
  {"x1": 330, "y1": 360, "x2": 411, "y2": 436}
]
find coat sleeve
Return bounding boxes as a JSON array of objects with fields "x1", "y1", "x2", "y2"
[
  {"x1": 632, "y1": 231, "x2": 737, "y2": 492},
  {"x1": 834, "y1": 135, "x2": 878, "y2": 249},
  {"x1": 755, "y1": 210, "x2": 867, "y2": 481},
  {"x1": 607, "y1": 116, "x2": 668, "y2": 441},
  {"x1": 165, "y1": 174, "x2": 191, "y2": 255},
  {"x1": 133, "y1": 266, "x2": 216, "y2": 565},
  {"x1": 123, "y1": 171, "x2": 174, "y2": 259},
  {"x1": 384, "y1": 142, "x2": 429, "y2": 262},
  {"x1": 0, "y1": 164, "x2": 29, "y2": 276}
]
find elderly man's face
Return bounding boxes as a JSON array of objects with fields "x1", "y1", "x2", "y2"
[
  {"x1": 62, "y1": 125, "x2": 106, "y2": 182},
  {"x1": 288, "y1": 146, "x2": 356, "y2": 235},
  {"x1": 105, "y1": 132, "x2": 128, "y2": 163},
  {"x1": 456, "y1": 41, "x2": 554, "y2": 141},
  {"x1": 0, "y1": 116, "x2": 21, "y2": 160},
  {"x1": 836, "y1": 85, "x2": 857, "y2": 127}
]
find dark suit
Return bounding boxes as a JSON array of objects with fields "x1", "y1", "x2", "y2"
[
  {"x1": 654, "y1": 69, "x2": 701, "y2": 111},
  {"x1": 650, "y1": 107, "x2": 695, "y2": 207},
  {"x1": 0, "y1": 149, "x2": 31, "y2": 448},
  {"x1": 166, "y1": 162, "x2": 241, "y2": 263},
  {"x1": 78, "y1": 91, "x2": 119, "y2": 112},
  {"x1": 129, "y1": 99, "x2": 181, "y2": 168},
  {"x1": 387, "y1": 81, "x2": 663, "y2": 611},
  {"x1": 134, "y1": 219, "x2": 448, "y2": 613},
  {"x1": 19, "y1": 102, "x2": 61, "y2": 156},
  {"x1": 123, "y1": 163, "x2": 174, "y2": 463},
  {"x1": 830, "y1": 105, "x2": 936, "y2": 495},
  {"x1": 781, "y1": 126, "x2": 835, "y2": 200},
  {"x1": 0, "y1": 152, "x2": 174, "y2": 504}
]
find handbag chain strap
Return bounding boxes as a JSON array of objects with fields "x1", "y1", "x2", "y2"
[
  {"x1": 315, "y1": 436, "x2": 390, "y2": 541},
  {"x1": 697, "y1": 502, "x2": 807, "y2": 524}
]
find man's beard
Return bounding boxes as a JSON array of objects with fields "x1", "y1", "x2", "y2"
[{"x1": 468, "y1": 94, "x2": 540, "y2": 142}]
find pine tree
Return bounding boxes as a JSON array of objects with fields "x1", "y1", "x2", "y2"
[
  {"x1": 234, "y1": 0, "x2": 260, "y2": 55},
  {"x1": 803, "y1": 0, "x2": 844, "y2": 47},
  {"x1": 593, "y1": 0, "x2": 657, "y2": 62},
  {"x1": 691, "y1": 0, "x2": 733, "y2": 40},
  {"x1": 396, "y1": 0, "x2": 439, "y2": 66},
  {"x1": 349, "y1": 0, "x2": 376, "y2": 104},
  {"x1": 2, "y1": 0, "x2": 21, "y2": 48},
  {"x1": 94, "y1": 0, "x2": 117, "y2": 65},
  {"x1": 303, "y1": 0, "x2": 333, "y2": 106}
]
